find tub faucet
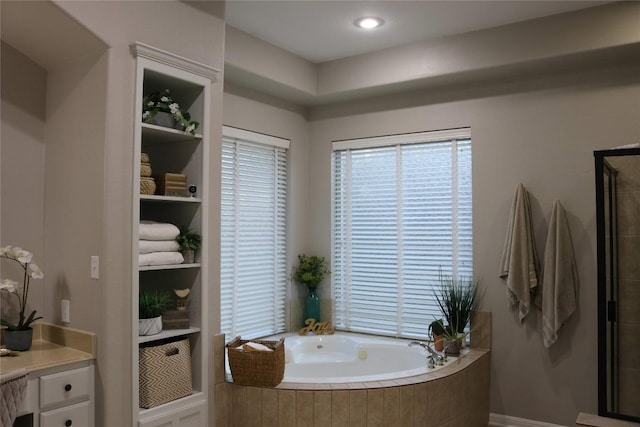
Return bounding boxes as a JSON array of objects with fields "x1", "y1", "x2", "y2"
[
  {"x1": 409, "y1": 341, "x2": 446, "y2": 366},
  {"x1": 408, "y1": 340, "x2": 438, "y2": 356}
]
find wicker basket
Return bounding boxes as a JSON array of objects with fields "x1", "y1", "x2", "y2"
[
  {"x1": 140, "y1": 177, "x2": 156, "y2": 195},
  {"x1": 140, "y1": 162, "x2": 152, "y2": 177},
  {"x1": 139, "y1": 338, "x2": 192, "y2": 408},
  {"x1": 226, "y1": 336, "x2": 285, "y2": 387},
  {"x1": 141, "y1": 152, "x2": 150, "y2": 163}
]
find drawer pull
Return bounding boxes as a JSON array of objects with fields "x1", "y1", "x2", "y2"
[
  {"x1": 64, "y1": 384, "x2": 72, "y2": 392},
  {"x1": 65, "y1": 420, "x2": 72, "y2": 426}
]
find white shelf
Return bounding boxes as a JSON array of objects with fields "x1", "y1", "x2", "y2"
[
  {"x1": 140, "y1": 195, "x2": 202, "y2": 203},
  {"x1": 139, "y1": 263, "x2": 200, "y2": 272},
  {"x1": 132, "y1": 42, "x2": 212, "y2": 426},
  {"x1": 142, "y1": 123, "x2": 203, "y2": 143},
  {"x1": 138, "y1": 327, "x2": 201, "y2": 344}
]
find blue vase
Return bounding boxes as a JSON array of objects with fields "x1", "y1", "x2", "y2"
[{"x1": 303, "y1": 288, "x2": 320, "y2": 326}]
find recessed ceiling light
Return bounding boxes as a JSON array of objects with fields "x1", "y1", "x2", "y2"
[{"x1": 354, "y1": 17, "x2": 384, "y2": 30}]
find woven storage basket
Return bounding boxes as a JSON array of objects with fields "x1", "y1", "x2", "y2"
[
  {"x1": 227, "y1": 336, "x2": 285, "y2": 387},
  {"x1": 141, "y1": 152, "x2": 150, "y2": 163},
  {"x1": 140, "y1": 162, "x2": 152, "y2": 177},
  {"x1": 139, "y1": 338, "x2": 192, "y2": 409},
  {"x1": 140, "y1": 177, "x2": 156, "y2": 195}
]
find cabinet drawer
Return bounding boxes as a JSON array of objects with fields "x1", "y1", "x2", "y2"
[
  {"x1": 40, "y1": 401, "x2": 90, "y2": 427},
  {"x1": 40, "y1": 366, "x2": 90, "y2": 408}
]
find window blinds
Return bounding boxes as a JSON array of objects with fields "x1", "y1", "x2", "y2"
[
  {"x1": 332, "y1": 129, "x2": 472, "y2": 338},
  {"x1": 221, "y1": 127, "x2": 289, "y2": 340}
]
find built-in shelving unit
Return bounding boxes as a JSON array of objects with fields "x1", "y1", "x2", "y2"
[{"x1": 130, "y1": 42, "x2": 218, "y2": 427}]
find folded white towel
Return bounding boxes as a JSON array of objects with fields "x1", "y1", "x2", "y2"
[
  {"x1": 139, "y1": 221, "x2": 180, "y2": 241},
  {"x1": 139, "y1": 251, "x2": 184, "y2": 266},
  {"x1": 539, "y1": 200, "x2": 579, "y2": 348},
  {"x1": 139, "y1": 240, "x2": 180, "y2": 254},
  {"x1": 242, "y1": 342, "x2": 273, "y2": 352},
  {"x1": 499, "y1": 183, "x2": 540, "y2": 321}
]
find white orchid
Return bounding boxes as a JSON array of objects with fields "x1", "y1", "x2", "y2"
[
  {"x1": 1, "y1": 246, "x2": 44, "y2": 330},
  {"x1": 142, "y1": 89, "x2": 199, "y2": 135}
]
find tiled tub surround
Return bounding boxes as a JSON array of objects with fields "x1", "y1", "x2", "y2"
[{"x1": 215, "y1": 312, "x2": 491, "y2": 426}]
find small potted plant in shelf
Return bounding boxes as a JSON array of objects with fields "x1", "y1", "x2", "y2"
[
  {"x1": 0, "y1": 246, "x2": 44, "y2": 351},
  {"x1": 293, "y1": 254, "x2": 331, "y2": 326},
  {"x1": 142, "y1": 89, "x2": 199, "y2": 135},
  {"x1": 433, "y1": 270, "x2": 478, "y2": 355},
  {"x1": 176, "y1": 227, "x2": 202, "y2": 264},
  {"x1": 139, "y1": 290, "x2": 171, "y2": 336}
]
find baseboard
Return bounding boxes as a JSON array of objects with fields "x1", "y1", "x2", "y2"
[{"x1": 489, "y1": 413, "x2": 568, "y2": 427}]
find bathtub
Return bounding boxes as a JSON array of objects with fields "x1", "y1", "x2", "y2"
[{"x1": 225, "y1": 332, "x2": 458, "y2": 384}]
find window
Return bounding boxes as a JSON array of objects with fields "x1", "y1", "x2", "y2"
[
  {"x1": 332, "y1": 128, "x2": 472, "y2": 338},
  {"x1": 221, "y1": 126, "x2": 289, "y2": 340}
]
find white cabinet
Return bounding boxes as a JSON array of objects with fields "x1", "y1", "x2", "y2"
[
  {"x1": 18, "y1": 362, "x2": 95, "y2": 427},
  {"x1": 137, "y1": 401, "x2": 206, "y2": 427},
  {"x1": 130, "y1": 43, "x2": 218, "y2": 427},
  {"x1": 40, "y1": 366, "x2": 91, "y2": 409}
]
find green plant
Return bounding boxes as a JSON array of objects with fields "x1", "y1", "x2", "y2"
[
  {"x1": 142, "y1": 89, "x2": 199, "y2": 134},
  {"x1": 139, "y1": 290, "x2": 171, "y2": 319},
  {"x1": 434, "y1": 270, "x2": 478, "y2": 335},
  {"x1": 176, "y1": 227, "x2": 202, "y2": 252},
  {"x1": 0, "y1": 246, "x2": 44, "y2": 330},
  {"x1": 293, "y1": 254, "x2": 331, "y2": 290}
]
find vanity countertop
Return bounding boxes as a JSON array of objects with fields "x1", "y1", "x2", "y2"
[{"x1": 0, "y1": 323, "x2": 96, "y2": 375}]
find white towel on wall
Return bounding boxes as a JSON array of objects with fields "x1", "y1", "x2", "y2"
[
  {"x1": 139, "y1": 239, "x2": 180, "y2": 254},
  {"x1": 499, "y1": 183, "x2": 540, "y2": 321},
  {"x1": 139, "y1": 221, "x2": 180, "y2": 241},
  {"x1": 539, "y1": 200, "x2": 579, "y2": 348},
  {"x1": 139, "y1": 251, "x2": 184, "y2": 266}
]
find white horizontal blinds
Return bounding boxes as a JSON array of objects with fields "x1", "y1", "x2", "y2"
[
  {"x1": 332, "y1": 129, "x2": 472, "y2": 339},
  {"x1": 221, "y1": 127, "x2": 289, "y2": 340}
]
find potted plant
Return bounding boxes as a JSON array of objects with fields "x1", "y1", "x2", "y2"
[
  {"x1": 176, "y1": 227, "x2": 202, "y2": 264},
  {"x1": 428, "y1": 319, "x2": 446, "y2": 352},
  {"x1": 139, "y1": 290, "x2": 171, "y2": 336},
  {"x1": 0, "y1": 246, "x2": 44, "y2": 351},
  {"x1": 433, "y1": 270, "x2": 478, "y2": 355},
  {"x1": 142, "y1": 89, "x2": 199, "y2": 135},
  {"x1": 292, "y1": 254, "x2": 331, "y2": 325}
]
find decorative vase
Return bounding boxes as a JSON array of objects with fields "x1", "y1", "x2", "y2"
[
  {"x1": 444, "y1": 337, "x2": 462, "y2": 356},
  {"x1": 4, "y1": 327, "x2": 33, "y2": 351},
  {"x1": 150, "y1": 111, "x2": 180, "y2": 130},
  {"x1": 182, "y1": 250, "x2": 195, "y2": 264},
  {"x1": 139, "y1": 316, "x2": 163, "y2": 336},
  {"x1": 303, "y1": 288, "x2": 320, "y2": 326},
  {"x1": 432, "y1": 333, "x2": 444, "y2": 352}
]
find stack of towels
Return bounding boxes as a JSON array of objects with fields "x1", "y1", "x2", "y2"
[{"x1": 139, "y1": 221, "x2": 183, "y2": 266}]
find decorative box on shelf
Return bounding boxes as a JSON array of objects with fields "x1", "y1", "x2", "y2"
[
  {"x1": 155, "y1": 173, "x2": 188, "y2": 197},
  {"x1": 162, "y1": 310, "x2": 190, "y2": 330}
]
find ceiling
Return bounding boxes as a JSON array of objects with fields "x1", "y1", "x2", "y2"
[{"x1": 225, "y1": 0, "x2": 614, "y2": 64}]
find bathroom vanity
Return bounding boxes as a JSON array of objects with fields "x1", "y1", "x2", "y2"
[{"x1": 0, "y1": 323, "x2": 96, "y2": 427}]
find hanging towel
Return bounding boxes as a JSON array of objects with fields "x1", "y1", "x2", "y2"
[
  {"x1": 499, "y1": 183, "x2": 540, "y2": 321},
  {"x1": 539, "y1": 200, "x2": 579, "y2": 348}
]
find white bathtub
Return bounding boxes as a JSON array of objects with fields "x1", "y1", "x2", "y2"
[{"x1": 281, "y1": 332, "x2": 454, "y2": 383}]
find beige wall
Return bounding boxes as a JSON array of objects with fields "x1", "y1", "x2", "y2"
[
  {"x1": 305, "y1": 66, "x2": 640, "y2": 425},
  {"x1": 0, "y1": 42, "x2": 47, "y2": 325}
]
